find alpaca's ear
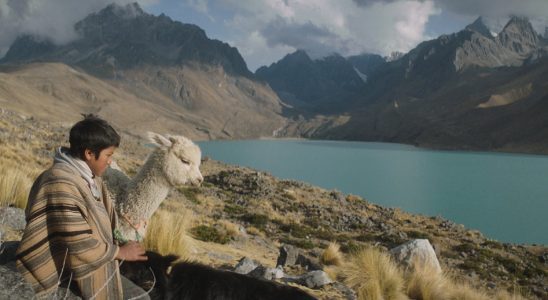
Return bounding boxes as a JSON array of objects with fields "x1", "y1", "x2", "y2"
[{"x1": 147, "y1": 132, "x2": 172, "y2": 148}]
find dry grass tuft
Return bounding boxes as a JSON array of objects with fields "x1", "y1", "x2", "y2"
[
  {"x1": 144, "y1": 208, "x2": 194, "y2": 260},
  {"x1": 448, "y1": 282, "x2": 490, "y2": 300},
  {"x1": 406, "y1": 261, "x2": 451, "y2": 300},
  {"x1": 342, "y1": 247, "x2": 407, "y2": 300},
  {"x1": 321, "y1": 242, "x2": 343, "y2": 266},
  {"x1": 0, "y1": 163, "x2": 40, "y2": 209},
  {"x1": 217, "y1": 219, "x2": 241, "y2": 238},
  {"x1": 323, "y1": 265, "x2": 341, "y2": 281},
  {"x1": 493, "y1": 288, "x2": 529, "y2": 300},
  {"x1": 245, "y1": 226, "x2": 265, "y2": 237}
]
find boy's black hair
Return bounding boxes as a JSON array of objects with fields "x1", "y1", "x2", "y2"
[{"x1": 69, "y1": 114, "x2": 120, "y2": 160}]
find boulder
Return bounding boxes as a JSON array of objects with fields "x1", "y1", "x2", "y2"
[
  {"x1": 283, "y1": 270, "x2": 333, "y2": 289},
  {"x1": 276, "y1": 244, "x2": 299, "y2": 267},
  {"x1": 234, "y1": 257, "x2": 259, "y2": 274},
  {"x1": 0, "y1": 241, "x2": 19, "y2": 264},
  {"x1": 390, "y1": 239, "x2": 441, "y2": 273},
  {"x1": 0, "y1": 265, "x2": 81, "y2": 299},
  {"x1": 0, "y1": 207, "x2": 26, "y2": 230},
  {"x1": 248, "y1": 265, "x2": 284, "y2": 280}
]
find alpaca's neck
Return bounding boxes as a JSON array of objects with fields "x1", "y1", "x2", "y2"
[{"x1": 120, "y1": 151, "x2": 171, "y2": 220}]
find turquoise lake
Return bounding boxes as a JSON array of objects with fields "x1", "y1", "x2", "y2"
[{"x1": 197, "y1": 140, "x2": 547, "y2": 245}]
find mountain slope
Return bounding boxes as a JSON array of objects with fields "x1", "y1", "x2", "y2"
[
  {"x1": 0, "y1": 3, "x2": 286, "y2": 139},
  {"x1": 0, "y1": 62, "x2": 285, "y2": 140}
]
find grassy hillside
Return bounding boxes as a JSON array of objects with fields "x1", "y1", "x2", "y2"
[{"x1": 0, "y1": 109, "x2": 545, "y2": 299}]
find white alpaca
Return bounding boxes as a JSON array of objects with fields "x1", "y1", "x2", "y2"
[{"x1": 104, "y1": 132, "x2": 203, "y2": 241}]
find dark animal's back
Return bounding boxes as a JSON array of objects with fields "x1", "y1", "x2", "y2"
[{"x1": 167, "y1": 262, "x2": 316, "y2": 300}]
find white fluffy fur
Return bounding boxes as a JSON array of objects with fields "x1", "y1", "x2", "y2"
[{"x1": 103, "y1": 132, "x2": 203, "y2": 241}]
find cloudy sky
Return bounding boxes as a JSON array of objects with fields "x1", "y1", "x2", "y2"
[{"x1": 1, "y1": 0, "x2": 547, "y2": 71}]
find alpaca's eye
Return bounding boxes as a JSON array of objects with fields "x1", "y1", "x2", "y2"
[{"x1": 180, "y1": 158, "x2": 190, "y2": 165}]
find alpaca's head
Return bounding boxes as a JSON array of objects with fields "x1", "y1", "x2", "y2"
[{"x1": 148, "y1": 132, "x2": 203, "y2": 187}]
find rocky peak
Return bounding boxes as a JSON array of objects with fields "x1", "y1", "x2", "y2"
[
  {"x1": 385, "y1": 51, "x2": 405, "y2": 62},
  {"x1": 99, "y1": 2, "x2": 145, "y2": 19},
  {"x1": 465, "y1": 17, "x2": 492, "y2": 38},
  {"x1": 498, "y1": 16, "x2": 540, "y2": 54},
  {"x1": 1, "y1": 2, "x2": 251, "y2": 77},
  {"x1": 282, "y1": 50, "x2": 313, "y2": 65}
]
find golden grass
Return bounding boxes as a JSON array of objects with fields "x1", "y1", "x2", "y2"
[
  {"x1": 448, "y1": 282, "x2": 490, "y2": 300},
  {"x1": 404, "y1": 261, "x2": 530, "y2": 300},
  {"x1": 493, "y1": 289, "x2": 530, "y2": 300},
  {"x1": 246, "y1": 226, "x2": 265, "y2": 237},
  {"x1": 0, "y1": 162, "x2": 40, "y2": 209},
  {"x1": 217, "y1": 219, "x2": 241, "y2": 238},
  {"x1": 341, "y1": 247, "x2": 408, "y2": 300},
  {"x1": 320, "y1": 242, "x2": 343, "y2": 266},
  {"x1": 144, "y1": 208, "x2": 194, "y2": 260},
  {"x1": 406, "y1": 261, "x2": 452, "y2": 300},
  {"x1": 323, "y1": 265, "x2": 340, "y2": 281}
]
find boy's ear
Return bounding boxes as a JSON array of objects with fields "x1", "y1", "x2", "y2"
[{"x1": 83, "y1": 149, "x2": 94, "y2": 161}]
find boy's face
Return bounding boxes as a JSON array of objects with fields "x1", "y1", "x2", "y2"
[{"x1": 84, "y1": 146, "x2": 116, "y2": 177}]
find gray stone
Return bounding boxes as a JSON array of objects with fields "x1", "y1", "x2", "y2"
[
  {"x1": 276, "y1": 244, "x2": 299, "y2": 267},
  {"x1": 0, "y1": 207, "x2": 26, "y2": 230},
  {"x1": 248, "y1": 265, "x2": 284, "y2": 280},
  {"x1": 283, "y1": 270, "x2": 333, "y2": 289},
  {"x1": 0, "y1": 265, "x2": 81, "y2": 299},
  {"x1": 390, "y1": 239, "x2": 442, "y2": 273},
  {"x1": 331, "y1": 282, "x2": 358, "y2": 300},
  {"x1": 296, "y1": 254, "x2": 322, "y2": 271},
  {"x1": 0, "y1": 240, "x2": 19, "y2": 265},
  {"x1": 234, "y1": 257, "x2": 259, "y2": 274}
]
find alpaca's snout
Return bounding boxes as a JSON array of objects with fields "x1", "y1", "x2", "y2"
[
  {"x1": 187, "y1": 173, "x2": 203, "y2": 186},
  {"x1": 193, "y1": 174, "x2": 204, "y2": 186}
]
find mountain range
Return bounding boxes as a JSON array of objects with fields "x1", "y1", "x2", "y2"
[
  {"x1": 0, "y1": 3, "x2": 284, "y2": 140},
  {"x1": 2, "y1": 3, "x2": 548, "y2": 153}
]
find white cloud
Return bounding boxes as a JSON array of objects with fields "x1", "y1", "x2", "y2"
[
  {"x1": 219, "y1": 0, "x2": 439, "y2": 70},
  {"x1": 0, "y1": 0, "x2": 159, "y2": 57}
]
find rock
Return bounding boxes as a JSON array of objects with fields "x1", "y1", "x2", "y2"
[
  {"x1": 390, "y1": 239, "x2": 441, "y2": 273},
  {"x1": 296, "y1": 254, "x2": 322, "y2": 271},
  {"x1": 0, "y1": 264, "x2": 81, "y2": 299},
  {"x1": 331, "y1": 282, "x2": 358, "y2": 300},
  {"x1": 0, "y1": 207, "x2": 26, "y2": 230},
  {"x1": 487, "y1": 282, "x2": 496, "y2": 289},
  {"x1": 234, "y1": 257, "x2": 259, "y2": 274},
  {"x1": 248, "y1": 265, "x2": 284, "y2": 280},
  {"x1": 283, "y1": 270, "x2": 333, "y2": 289},
  {"x1": 0, "y1": 241, "x2": 19, "y2": 265},
  {"x1": 276, "y1": 244, "x2": 299, "y2": 267}
]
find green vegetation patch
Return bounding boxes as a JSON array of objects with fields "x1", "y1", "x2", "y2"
[
  {"x1": 224, "y1": 204, "x2": 246, "y2": 216},
  {"x1": 240, "y1": 213, "x2": 269, "y2": 230},
  {"x1": 405, "y1": 230, "x2": 432, "y2": 240},
  {"x1": 190, "y1": 225, "x2": 230, "y2": 244}
]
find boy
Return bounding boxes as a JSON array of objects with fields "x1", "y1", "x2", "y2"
[{"x1": 16, "y1": 115, "x2": 148, "y2": 299}]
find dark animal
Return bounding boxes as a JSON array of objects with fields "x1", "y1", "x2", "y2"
[{"x1": 120, "y1": 251, "x2": 317, "y2": 300}]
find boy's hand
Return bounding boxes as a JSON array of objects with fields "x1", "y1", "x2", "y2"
[{"x1": 116, "y1": 241, "x2": 148, "y2": 261}]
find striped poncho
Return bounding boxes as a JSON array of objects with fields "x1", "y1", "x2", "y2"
[{"x1": 16, "y1": 163, "x2": 123, "y2": 299}]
